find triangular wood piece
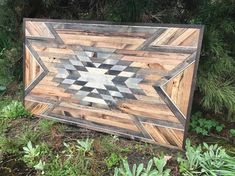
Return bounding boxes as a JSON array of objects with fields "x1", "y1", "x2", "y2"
[
  {"x1": 25, "y1": 46, "x2": 44, "y2": 88},
  {"x1": 162, "y1": 63, "x2": 195, "y2": 117}
]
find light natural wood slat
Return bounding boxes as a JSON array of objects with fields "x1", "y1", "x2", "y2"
[
  {"x1": 121, "y1": 55, "x2": 187, "y2": 65},
  {"x1": 143, "y1": 123, "x2": 184, "y2": 147},
  {"x1": 32, "y1": 45, "x2": 75, "y2": 55},
  {"x1": 26, "y1": 21, "x2": 54, "y2": 38},
  {"x1": 163, "y1": 63, "x2": 195, "y2": 117},
  {"x1": 57, "y1": 32, "x2": 146, "y2": 44},
  {"x1": 151, "y1": 28, "x2": 200, "y2": 47},
  {"x1": 31, "y1": 84, "x2": 72, "y2": 98},
  {"x1": 143, "y1": 123, "x2": 171, "y2": 145},
  {"x1": 25, "y1": 100, "x2": 50, "y2": 115},
  {"x1": 117, "y1": 100, "x2": 180, "y2": 123},
  {"x1": 25, "y1": 47, "x2": 43, "y2": 88},
  {"x1": 51, "y1": 105, "x2": 140, "y2": 132}
]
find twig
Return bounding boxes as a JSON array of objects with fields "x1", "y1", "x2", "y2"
[{"x1": 208, "y1": 133, "x2": 230, "y2": 142}]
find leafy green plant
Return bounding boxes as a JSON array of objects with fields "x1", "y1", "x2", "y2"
[
  {"x1": 0, "y1": 134, "x2": 20, "y2": 154},
  {"x1": 0, "y1": 101, "x2": 31, "y2": 119},
  {"x1": 0, "y1": 117, "x2": 10, "y2": 134},
  {"x1": 178, "y1": 139, "x2": 235, "y2": 176},
  {"x1": 141, "y1": 157, "x2": 171, "y2": 176},
  {"x1": 0, "y1": 85, "x2": 6, "y2": 93},
  {"x1": 101, "y1": 135, "x2": 131, "y2": 155},
  {"x1": 0, "y1": 122, "x2": 44, "y2": 155},
  {"x1": 200, "y1": 143, "x2": 235, "y2": 176},
  {"x1": 23, "y1": 141, "x2": 50, "y2": 174},
  {"x1": 76, "y1": 138, "x2": 94, "y2": 154},
  {"x1": 34, "y1": 160, "x2": 46, "y2": 174},
  {"x1": 17, "y1": 125, "x2": 41, "y2": 145},
  {"x1": 114, "y1": 156, "x2": 171, "y2": 176},
  {"x1": 38, "y1": 119, "x2": 56, "y2": 132},
  {"x1": 114, "y1": 159, "x2": 144, "y2": 176},
  {"x1": 44, "y1": 153, "x2": 90, "y2": 176},
  {"x1": 229, "y1": 129, "x2": 235, "y2": 137},
  {"x1": 63, "y1": 141, "x2": 77, "y2": 159},
  {"x1": 105, "y1": 152, "x2": 122, "y2": 169},
  {"x1": 23, "y1": 141, "x2": 40, "y2": 158},
  {"x1": 152, "y1": 157, "x2": 171, "y2": 176},
  {"x1": 46, "y1": 139, "x2": 93, "y2": 176},
  {"x1": 23, "y1": 141, "x2": 42, "y2": 169},
  {"x1": 190, "y1": 112, "x2": 224, "y2": 135},
  {"x1": 177, "y1": 140, "x2": 202, "y2": 175}
]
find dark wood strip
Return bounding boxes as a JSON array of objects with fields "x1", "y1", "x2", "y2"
[
  {"x1": 45, "y1": 23, "x2": 66, "y2": 44},
  {"x1": 130, "y1": 116, "x2": 153, "y2": 139},
  {"x1": 52, "y1": 22, "x2": 161, "y2": 35},
  {"x1": 139, "y1": 116, "x2": 184, "y2": 130},
  {"x1": 146, "y1": 45, "x2": 197, "y2": 54}
]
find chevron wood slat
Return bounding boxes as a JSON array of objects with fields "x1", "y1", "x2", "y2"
[{"x1": 23, "y1": 19, "x2": 203, "y2": 149}]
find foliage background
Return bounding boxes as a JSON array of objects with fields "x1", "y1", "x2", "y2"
[{"x1": 0, "y1": 0, "x2": 234, "y2": 121}]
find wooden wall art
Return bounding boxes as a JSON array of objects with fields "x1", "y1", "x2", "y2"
[{"x1": 23, "y1": 18, "x2": 204, "y2": 149}]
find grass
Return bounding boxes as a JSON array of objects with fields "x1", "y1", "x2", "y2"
[{"x1": 0, "y1": 98, "x2": 234, "y2": 175}]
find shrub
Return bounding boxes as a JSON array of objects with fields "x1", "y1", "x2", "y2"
[{"x1": 192, "y1": 0, "x2": 235, "y2": 121}]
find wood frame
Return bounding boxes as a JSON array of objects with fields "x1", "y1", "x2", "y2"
[{"x1": 23, "y1": 18, "x2": 204, "y2": 149}]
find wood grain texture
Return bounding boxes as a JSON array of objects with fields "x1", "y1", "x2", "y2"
[
  {"x1": 24, "y1": 19, "x2": 203, "y2": 149},
  {"x1": 162, "y1": 63, "x2": 195, "y2": 116},
  {"x1": 25, "y1": 46, "x2": 43, "y2": 88}
]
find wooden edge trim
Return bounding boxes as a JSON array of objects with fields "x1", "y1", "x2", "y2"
[{"x1": 182, "y1": 26, "x2": 204, "y2": 150}]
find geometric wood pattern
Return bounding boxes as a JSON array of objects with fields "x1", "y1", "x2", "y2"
[{"x1": 23, "y1": 18, "x2": 204, "y2": 149}]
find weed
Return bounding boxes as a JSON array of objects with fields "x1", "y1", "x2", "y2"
[
  {"x1": 76, "y1": 138, "x2": 94, "y2": 154},
  {"x1": 177, "y1": 139, "x2": 235, "y2": 176},
  {"x1": 229, "y1": 129, "x2": 235, "y2": 137},
  {"x1": 114, "y1": 156, "x2": 171, "y2": 176},
  {"x1": 0, "y1": 122, "x2": 43, "y2": 155},
  {"x1": 112, "y1": 135, "x2": 119, "y2": 142},
  {"x1": 23, "y1": 141, "x2": 41, "y2": 164},
  {"x1": 38, "y1": 119, "x2": 56, "y2": 132},
  {"x1": 101, "y1": 135, "x2": 130, "y2": 155},
  {"x1": 45, "y1": 139, "x2": 93, "y2": 176},
  {"x1": 152, "y1": 157, "x2": 171, "y2": 176},
  {"x1": 0, "y1": 101, "x2": 30, "y2": 119},
  {"x1": 23, "y1": 141, "x2": 49, "y2": 174},
  {"x1": 0, "y1": 85, "x2": 6, "y2": 93},
  {"x1": 44, "y1": 154, "x2": 89, "y2": 176},
  {"x1": 114, "y1": 159, "x2": 144, "y2": 176},
  {"x1": 190, "y1": 112, "x2": 224, "y2": 136},
  {"x1": 34, "y1": 160, "x2": 46, "y2": 174},
  {"x1": 105, "y1": 152, "x2": 123, "y2": 169},
  {"x1": 17, "y1": 125, "x2": 41, "y2": 146},
  {"x1": 0, "y1": 98, "x2": 12, "y2": 109},
  {"x1": 0, "y1": 134, "x2": 21, "y2": 154},
  {"x1": 0, "y1": 118, "x2": 10, "y2": 133}
]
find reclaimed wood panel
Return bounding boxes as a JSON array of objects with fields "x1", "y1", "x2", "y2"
[{"x1": 23, "y1": 18, "x2": 204, "y2": 149}]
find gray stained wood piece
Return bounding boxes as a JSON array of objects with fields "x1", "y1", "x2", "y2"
[{"x1": 23, "y1": 18, "x2": 204, "y2": 149}]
